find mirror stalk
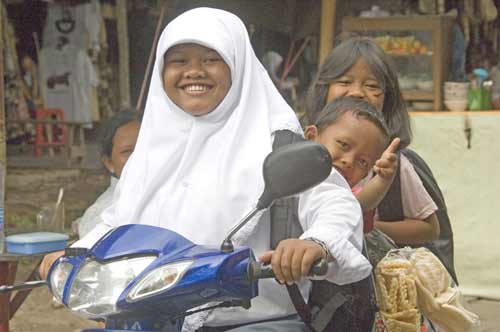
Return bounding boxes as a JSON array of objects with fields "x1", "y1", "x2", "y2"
[{"x1": 220, "y1": 207, "x2": 261, "y2": 253}]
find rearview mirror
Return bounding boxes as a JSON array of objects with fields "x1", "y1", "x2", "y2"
[{"x1": 256, "y1": 141, "x2": 332, "y2": 209}]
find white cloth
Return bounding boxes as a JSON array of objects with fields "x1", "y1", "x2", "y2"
[
  {"x1": 99, "y1": 6, "x2": 301, "y2": 246},
  {"x1": 39, "y1": 45, "x2": 98, "y2": 124},
  {"x1": 73, "y1": 7, "x2": 371, "y2": 330},
  {"x1": 42, "y1": 1, "x2": 101, "y2": 51},
  {"x1": 262, "y1": 51, "x2": 283, "y2": 82},
  {"x1": 75, "y1": 177, "x2": 117, "y2": 238}
]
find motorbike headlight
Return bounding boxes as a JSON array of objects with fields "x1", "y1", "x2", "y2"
[
  {"x1": 68, "y1": 256, "x2": 155, "y2": 318},
  {"x1": 127, "y1": 260, "x2": 193, "y2": 302},
  {"x1": 49, "y1": 260, "x2": 73, "y2": 303}
]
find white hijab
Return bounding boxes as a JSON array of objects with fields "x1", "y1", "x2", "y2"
[{"x1": 103, "y1": 8, "x2": 301, "y2": 246}]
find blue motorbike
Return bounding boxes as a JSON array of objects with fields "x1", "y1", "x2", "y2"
[{"x1": 1, "y1": 141, "x2": 332, "y2": 331}]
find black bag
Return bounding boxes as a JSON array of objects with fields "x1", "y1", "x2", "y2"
[
  {"x1": 270, "y1": 130, "x2": 377, "y2": 332},
  {"x1": 378, "y1": 148, "x2": 458, "y2": 284}
]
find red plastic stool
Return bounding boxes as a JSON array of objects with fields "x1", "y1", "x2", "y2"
[{"x1": 34, "y1": 109, "x2": 67, "y2": 157}]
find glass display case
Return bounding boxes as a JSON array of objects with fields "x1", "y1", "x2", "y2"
[{"x1": 342, "y1": 15, "x2": 455, "y2": 111}]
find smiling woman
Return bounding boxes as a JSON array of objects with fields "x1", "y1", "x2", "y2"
[{"x1": 162, "y1": 43, "x2": 232, "y2": 116}]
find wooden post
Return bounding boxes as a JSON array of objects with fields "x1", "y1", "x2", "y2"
[
  {"x1": 0, "y1": 3, "x2": 6, "y2": 203},
  {"x1": 116, "y1": 0, "x2": 131, "y2": 110},
  {"x1": 136, "y1": 0, "x2": 167, "y2": 113},
  {"x1": 319, "y1": 0, "x2": 337, "y2": 66},
  {"x1": 0, "y1": 13, "x2": 9, "y2": 332}
]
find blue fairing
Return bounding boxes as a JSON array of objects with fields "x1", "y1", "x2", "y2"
[
  {"x1": 116, "y1": 245, "x2": 256, "y2": 318},
  {"x1": 90, "y1": 224, "x2": 196, "y2": 261},
  {"x1": 63, "y1": 224, "x2": 257, "y2": 321}
]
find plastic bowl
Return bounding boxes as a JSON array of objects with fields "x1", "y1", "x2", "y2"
[
  {"x1": 444, "y1": 82, "x2": 470, "y2": 99},
  {"x1": 444, "y1": 99, "x2": 468, "y2": 112}
]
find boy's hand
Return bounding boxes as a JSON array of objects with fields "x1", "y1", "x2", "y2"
[
  {"x1": 258, "y1": 239, "x2": 326, "y2": 284},
  {"x1": 373, "y1": 138, "x2": 400, "y2": 181}
]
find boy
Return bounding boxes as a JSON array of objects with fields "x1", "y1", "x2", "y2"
[{"x1": 304, "y1": 96, "x2": 400, "y2": 228}]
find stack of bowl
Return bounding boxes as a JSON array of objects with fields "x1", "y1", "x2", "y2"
[{"x1": 444, "y1": 82, "x2": 470, "y2": 111}]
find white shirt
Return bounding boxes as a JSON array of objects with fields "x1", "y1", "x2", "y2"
[{"x1": 75, "y1": 177, "x2": 117, "y2": 238}]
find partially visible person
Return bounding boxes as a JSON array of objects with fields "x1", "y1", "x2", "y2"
[{"x1": 74, "y1": 110, "x2": 141, "y2": 237}]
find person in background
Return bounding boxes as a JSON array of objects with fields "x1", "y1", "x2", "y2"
[{"x1": 73, "y1": 110, "x2": 141, "y2": 237}]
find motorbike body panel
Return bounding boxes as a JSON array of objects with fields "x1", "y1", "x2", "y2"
[{"x1": 51, "y1": 224, "x2": 258, "y2": 326}]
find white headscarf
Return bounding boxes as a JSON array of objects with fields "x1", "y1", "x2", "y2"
[{"x1": 103, "y1": 7, "x2": 301, "y2": 246}]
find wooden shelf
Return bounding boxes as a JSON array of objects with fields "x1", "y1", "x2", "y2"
[
  {"x1": 388, "y1": 52, "x2": 434, "y2": 57},
  {"x1": 402, "y1": 90, "x2": 434, "y2": 100}
]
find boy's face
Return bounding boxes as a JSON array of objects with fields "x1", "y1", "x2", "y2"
[
  {"x1": 305, "y1": 112, "x2": 387, "y2": 187},
  {"x1": 162, "y1": 43, "x2": 232, "y2": 117},
  {"x1": 102, "y1": 121, "x2": 141, "y2": 178},
  {"x1": 326, "y1": 57, "x2": 385, "y2": 113}
]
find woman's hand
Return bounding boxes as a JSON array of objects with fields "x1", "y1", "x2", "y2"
[
  {"x1": 258, "y1": 239, "x2": 326, "y2": 284},
  {"x1": 39, "y1": 250, "x2": 65, "y2": 280},
  {"x1": 373, "y1": 138, "x2": 400, "y2": 181}
]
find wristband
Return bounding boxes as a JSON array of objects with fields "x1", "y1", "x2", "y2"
[{"x1": 304, "y1": 237, "x2": 332, "y2": 261}]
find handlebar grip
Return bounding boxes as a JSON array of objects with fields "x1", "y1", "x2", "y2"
[
  {"x1": 251, "y1": 258, "x2": 328, "y2": 280},
  {"x1": 309, "y1": 258, "x2": 328, "y2": 277},
  {"x1": 257, "y1": 265, "x2": 275, "y2": 279}
]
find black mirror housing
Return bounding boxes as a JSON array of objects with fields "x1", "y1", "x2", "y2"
[{"x1": 256, "y1": 141, "x2": 332, "y2": 209}]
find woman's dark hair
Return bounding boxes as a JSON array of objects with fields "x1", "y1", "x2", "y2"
[
  {"x1": 306, "y1": 36, "x2": 412, "y2": 148},
  {"x1": 99, "y1": 110, "x2": 142, "y2": 158},
  {"x1": 315, "y1": 96, "x2": 390, "y2": 146}
]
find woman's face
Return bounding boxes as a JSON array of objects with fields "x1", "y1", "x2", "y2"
[
  {"x1": 103, "y1": 121, "x2": 141, "y2": 178},
  {"x1": 162, "y1": 43, "x2": 232, "y2": 116},
  {"x1": 326, "y1": 58, "x2": 385, "y2": 112}
]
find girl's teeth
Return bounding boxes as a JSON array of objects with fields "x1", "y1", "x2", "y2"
[{"x1": 185, "y1": 85, "x2": 209, "y2": 92}]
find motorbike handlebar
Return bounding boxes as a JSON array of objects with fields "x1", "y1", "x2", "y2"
[
  {"x1": 0, "y1": 280, "x2": 47, "y2": 294},
  {"x1": 250, "y1": 259, "x2": 328, "y2": 281}
]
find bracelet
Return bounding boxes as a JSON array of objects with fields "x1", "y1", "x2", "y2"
[{"x1": 304, "y1": 237, "x2": 332, "y2": 261}]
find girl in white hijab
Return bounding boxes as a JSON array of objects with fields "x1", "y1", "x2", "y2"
[{"x1": 41, "y1": 7, "x2": 371, "y2": 332}]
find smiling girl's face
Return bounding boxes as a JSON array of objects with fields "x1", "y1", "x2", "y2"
[
  {"x1": 162, "y1": 43, "x2": 232, "y2": 116},
  {"x1": 326, "y1": 57, "x2": 385, "y2": 113}
]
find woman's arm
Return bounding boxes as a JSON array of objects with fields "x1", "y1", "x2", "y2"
[{"x1": 374, "y1": 212, "x2": 440, "y2": 244}]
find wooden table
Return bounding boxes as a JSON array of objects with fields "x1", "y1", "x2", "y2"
[{"x1": 0, "y1": 253, "x2": 43, "y2": 332}]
